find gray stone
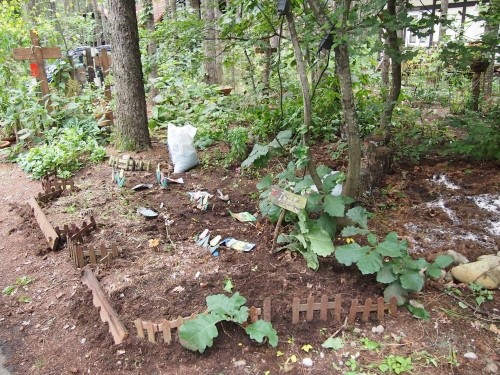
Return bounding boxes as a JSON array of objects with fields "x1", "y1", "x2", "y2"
[
  {"x1": 445, "y1": 250, "x2": 469, "y2": 265},
  {"x1": 485, "y1": 361, "x2": 498, "y2": 374},
  {"x1": 463, "y1": 352, "x2": 478, "y2": 360}
]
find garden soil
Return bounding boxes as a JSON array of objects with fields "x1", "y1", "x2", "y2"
[{"x1": 0, "y1": 144, "x2": 498, "y2": 375}]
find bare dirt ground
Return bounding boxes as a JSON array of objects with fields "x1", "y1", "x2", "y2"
[{"x1": 0, "y1": 144, "x2": 499, "y2": 375}]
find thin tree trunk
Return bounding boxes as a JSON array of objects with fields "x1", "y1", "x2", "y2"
[
  {"x1": 202, "y1": 0, "x2": 222, "y2": 84},
  {"x1": 483, "y1": 15, "x2": 498, "y2": 99},
  {"x1": 380, "y1": 0, "x2": 402, "y2": 143},
  {"x1": 285, "y1": 11, "x2": 323, "y2": 193},
  {"x1": 169, "y1": 0, "x2": 176, "y2": 18},
  {"x1": 92, "y1": 0, "x2": 103, "y2": 45},
  {"x1": 439, "y1": 0, "x2": 449, "y2": 41},
  {"x1": 108, "y1": 0, "x2": 151, "y2": 151},
  {"x1": 143, "y1": 0, "x2": 158, "y2": 104},
  {"x1": 307, "y1": 0, "x2": 361, "y2": 198}
]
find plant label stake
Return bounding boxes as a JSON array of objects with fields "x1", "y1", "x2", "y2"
[
  {"x1": 268, "y1": 186, "x2": 307, "y2": 252},
  {"x1": 12, "y1": 30, "x2": 61, "y2": 111}
]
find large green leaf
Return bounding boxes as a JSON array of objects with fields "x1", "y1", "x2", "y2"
[
  {"x1": 400, "y1": 272, "x2": 425, "y2": 292},
  {"x1": 357, "y1": 250, "x2": 383, "y2": 274},
  {"x1": 315, "y1": 213, "x2": 337, "y2": 238},
  {"x1": 335, "y1": 243, "x2": 368, "y2": 266},
  {"x1": 206, "y1": 293, "x2": 248, "y2": 323},
  {"x1": 341, "y1": 226, "x2": 370, "y2": 237},
  {"x1": 376, "y1": 263, "x2": 398, "y2": 284},
  {"x1": 346, "y1": 206, "x2": 369, "y2": 228},
  {"x1": 306, "y1": 192, "x2": 323, "y2": 213},
  {"x1": 269, "y1": 130, "x2": 292, "y2": 149},
  {"x1": 178, "y1": 313, "x2": 222, "y2": 353},
  {"x1": 267, "y1": 203, "x2": 282, "y2": 223},
  {"x1": 301, "y1": 247, "x2": 319, "y2": 270},
  {"x1": 245, "y1": 320, "x2": 278, "y2": 347},
  {"x1": 375, "y1": 239, "x2": 402, "y2": 257},
  {"x1": 256, "y1": 174, "x2": 272, "y2": 190},
  {"x1": 307, "y1": 227, "x2": 335, "y2": 256},
  {"x1": 433, "y1": 255, "x2": 454, "y2": 268},
  {"x1": 241, "y1": 144, "x2": 269, "y2": 168},
  {"x1": 384, "y1": 282, "x2": 409, "y2": 306},
  {"x1": 324, "y1": 195, "x2": 345, "y2": 217}
]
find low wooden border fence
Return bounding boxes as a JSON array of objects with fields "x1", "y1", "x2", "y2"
[
  {"x1": 68, "y1": 237, "x2": 119, "y2": 268},
  {"x1": 292, "y1": 295, "x2": 397, "y2": 325},
  {"x1": 134, "y1": 298, "x2": 271, "y2": 344}
]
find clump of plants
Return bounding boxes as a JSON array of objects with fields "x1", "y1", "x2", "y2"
[
  {"x1": 248, "y1": 133, "x2": 453, "y2": 304},
  {"x1": 178, "y1": 292, "x2": 278, "y2": 353},
  {"x1": 17, "y1": 117, "x2": 107, "y2": 179}
]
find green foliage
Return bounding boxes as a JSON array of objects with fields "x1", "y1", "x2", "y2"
[
  {"x1": 17, "y1": 117, "x2": 107, "y2": 179},
  {"x1": 321, "y1": 336, "x2": 344, "y2": 350},
  {"x1": 468, "y1": 283, "x2": 494, "y2": 307},
  {"x1": 226, "y1": 127, "x2": 249, "y2": 166},
  {"x1": 444, "y1": 107, "x2": 500, "y2": 161},
  {"x1": 2, "y1": 275, "x2": 34, "y2": 297},
  {"x1": 178, "y1": 292, "x2": 278, "y2": 353},
  {"x1": 336, "y1": 229, "x2": 453, "y2": 304},
  {"x1": 378, "y1": 355, "x2": 413, "y2": 374}
]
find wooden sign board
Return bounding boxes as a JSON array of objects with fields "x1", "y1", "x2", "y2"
[
  {"x1": 269, "y1": 186, "x2": 307, "y2": 214},
  {"x1": 13, "y1": 47, "x2": 62, "y2": 60}
]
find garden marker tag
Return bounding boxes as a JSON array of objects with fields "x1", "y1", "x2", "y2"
[{"x1": 269, "y1": 186, "x2": 307, "y2": 214}]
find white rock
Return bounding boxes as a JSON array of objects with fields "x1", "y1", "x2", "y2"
[
  {"x1": 371, "y1": 325, "x2": 384, "y2": 334},
  {"x1": 320, "y1": 352, "x2": 325, "y2": 359},
  {"x1": 233, "y1": 360, "x2": 246, "y2": 367},
  {"x1": 485, "y1": 361, "x2": 498, "y2": 373},
  {"x1": 409, "y1": 300, "x2": 424, "y2": 309},
  {"x1": 302, "y1": 358, "x2": 313, "y2": 367},
  {"x1": 80, "y1": 338, "x2": 86, "y2": 344},
  {"x1": 464, "y1": 352, "x2": 478, "y2": 360}
]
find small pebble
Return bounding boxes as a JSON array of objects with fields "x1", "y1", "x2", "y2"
[
  {"x1": 464, "y1": 352, "x2": 477, "y2": 360},
  {"x1": 69, "y1": 368, "x2": 79, "y2": 374},
  {"x1": 233, "y1": 360, "x2": 246, "y2": 367},
  {"x1": 372, "y1": 325, "x2": 384, "y2": 334},
  {"x1": 302, "y1": 358, "x2": 313, "y2": 367},
  {"x1": 80, "y1": 338, "x2": 86, "y2": 344},
  {"x1": 485, "y1": 361, "x2": 498, "y2": 374}
]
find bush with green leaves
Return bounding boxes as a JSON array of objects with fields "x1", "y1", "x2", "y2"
[
  {"x1": 445, "y1": 106, "x2": 500, "y2": 161},
  {"x1": 178, "y1": 292, "x2": 278, "y2": 353},
  {"x1": 252, "y1": 143, "x2": 453, "y2": 304},
  {"x1": 17, "y1": 117, "x2": 107, "y2": 179}
]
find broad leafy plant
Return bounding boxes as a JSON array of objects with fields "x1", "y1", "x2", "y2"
[
  {"x1": 178, "y1": 292, "x2": 278, "y2": 353},
  {"x1": 336, "y1": 226, "x2": 453, "y2": 304}
]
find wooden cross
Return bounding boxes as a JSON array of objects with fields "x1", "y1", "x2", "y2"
[{"x1": 12, "y1": 30, "x2": 61, "y2": 105}]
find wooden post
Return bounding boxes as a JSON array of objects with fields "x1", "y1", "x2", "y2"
[{"x1": 12, "y1": 30, "x2": 61, "y2": 111}]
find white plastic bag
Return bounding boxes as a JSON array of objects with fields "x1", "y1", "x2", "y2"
[{"x1": 167, "y1": 123, "x2": 199, "y2": 174}]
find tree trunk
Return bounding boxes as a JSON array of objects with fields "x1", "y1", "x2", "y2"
[
  {"x1": 483, "y1": 12, "x2": 499, "y2": 100},
  {"x1": 202, "y1": 0, "x2": 223, "y2": 84},
  {"x1": 307, "y1": 0, "x2": 360, "y2": 198},
  {"x1": 143, "y1": 0, "x2": 159, "y2": 104},
  {"x1": 335, "y1": 42, "x2": 361, "y2": 199},
  {"x1": 439, "y1": 0, "x2": 449, "y2": 42},
  {"x1": 108, "y1": 0, "x2": 151, "y2": 151},
  {"x1": 380, "y1": 0, "x2": 402, "y2": 143},
  {"x1": 190, "y1": 0, "x2": 201, "y2": 18},
  {"x1": 169, "y1": 0, "x2": 176, "y2": 18},
  {"x1": 92, "y1": 0, "x2": 103, "y2": 45},
  {"x1": 285, "y1": 11, "x2": 323, "y2": 193}
]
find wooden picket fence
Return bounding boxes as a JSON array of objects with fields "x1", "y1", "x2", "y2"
[
  {"x1": 134, "y1": 298, "x2": 271, "y2": 344},
  {"x1": 67, "y1": 216, "x2": 97, "y2": 243},
  {"x1": 41, "y1": 171, "x2": 75, "y2": 194},
  {"x1": 292, "y1": 294, "x2": 397, "y2": 325},
  {"x1": 68, "y1": 236, "x2": 119, "y2": 268}
]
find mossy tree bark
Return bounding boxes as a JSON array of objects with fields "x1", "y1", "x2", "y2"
[{"x1": 108, "y1": 0, "x2": 151, "y2": 151}]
